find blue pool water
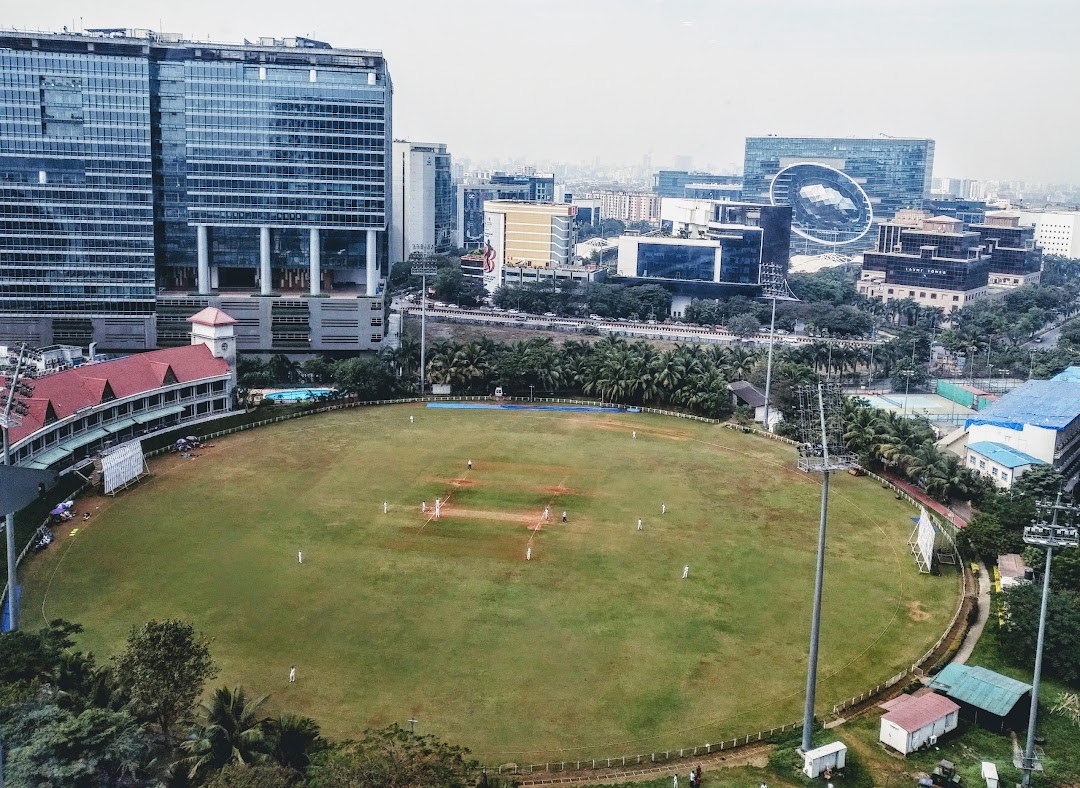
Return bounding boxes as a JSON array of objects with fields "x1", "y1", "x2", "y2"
[
  {"x1": 264, "y1": 388, "x2": 337, "y2": 402},
  {"x1": 426, "y1": 402, "x2": 621, "y2": 413}
]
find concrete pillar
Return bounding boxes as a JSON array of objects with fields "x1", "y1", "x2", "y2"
[
  {"x1": 197, "y1": 225, "x2": 210, "y2": 295},
  {"x1": 309, "y1": 227, "x2": 321, "y2": 296},
  {"x1": 366, "y1": 228, "x2": 378, "y2": 295},
  {"x1": 260, "y1": 226, "x2": 272, "y2": 296}
]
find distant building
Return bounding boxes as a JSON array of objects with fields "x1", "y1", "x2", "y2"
[
  {"x1": 389, "y1": 141, "x2": 454, "y2": 264},
  {"x1": 970, "y1": 213, "x2": 1042, "y2": 288},
  {"x1": 965, "y1": 441, "x2": 1046, "y2": 489},
  {"x1": 858, "y1": 213, "x2": 993, "y2": 313},
  {"x1": 593, "y1": 191, "x2": 661, "y2": 223},
  {"x1": 1017, "y1": 210, "x2": 1080, "y2": 258},
  {"x1": 926, "y1": 198, "x2": 988, "y2": 227},
  {"x1": 455, "y1": 172, "x2": 555, "y2": 249},
  {"x1": 570, "y1": 197, "x2": 603, "y2": 226},
  {"x1": 729, "y1": 381, "x2": 771, "y2": 424},
  {"x1": 878, "y1": 693, "x2": 960, "y2": 755},
  {"x1": 928, "y1": 664, "x2": 1031, "y2": 733},
  {"x1": 615, "y1": 201, "x2": 792, "y2": 316},
  {"x1": 742, "y1": 136, "x2": 935, "y2": 254},
  {"x1": 653, "y1": 170, "x2": 741, "y2": 199},
  {"x1": 470, "y1": 201, "x2": 577, "y2": 293}
]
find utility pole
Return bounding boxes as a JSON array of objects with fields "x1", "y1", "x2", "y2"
[{"x1": 760, "y1": 261, "x2": 797, "y2": 432}]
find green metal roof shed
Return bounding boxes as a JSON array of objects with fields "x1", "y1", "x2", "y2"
[{"x1": 928, "y1": 664, "x2": 1031, "y2": 731}]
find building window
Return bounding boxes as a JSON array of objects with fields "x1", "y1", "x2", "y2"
[
  {"x1": 370, "y1": 317, "x2": 382, "y2": 327},
  {"x1": 992, "y1": 467, "x2": 999, "y2": 477},
  {"x1": 953, "y1": 295, "x2": 960, "y2": 301},
  {"x1": 979, "y1": 460, "x2": 986, "y2": 469},
  {"x1": 370, "y1": 301, "x2": 382, "y2": 310},
  {"x1": 930, "y1": 293, "x2": 937, "y2": 299},
  {"x1": 370, "y1": 334, "x2": 382, "y2": 343}
]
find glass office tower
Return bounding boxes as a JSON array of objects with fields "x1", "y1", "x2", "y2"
[
  {"x1": 0, "y1": 30, "x2": 392, "y2": 351},
  {"x1": 742, "y1": 136, "x2": 934, "y2": 255},
  {"x1": 0, "y1": 46, "x2": 156, "y2": 346}
]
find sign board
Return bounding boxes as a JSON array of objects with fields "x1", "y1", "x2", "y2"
[{"x1": 482, "y1": 211, "x2": 505, "y2": 294}]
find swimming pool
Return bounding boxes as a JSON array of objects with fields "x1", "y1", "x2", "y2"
[{"x1": 264, "y1": 388, "x2": 338, "y2": 402}]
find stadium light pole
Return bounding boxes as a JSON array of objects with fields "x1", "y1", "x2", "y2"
[
  {"x1": 1, "y1": 344, "x2": 35, "y2": 632},
  {"x1": 760, "y1": 261, "x2": 798, "y2": 432},
  {"x1": 411, "y1": 257, "x2": 437, "y2": 396},
  {"x1": 794, "y1": 382, "x2": 857, "y2": 753},
  {"x1": 1020, "y1": 493, "x2": 1079, "y2": 787}
]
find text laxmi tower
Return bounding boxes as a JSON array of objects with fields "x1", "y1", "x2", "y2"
[{"x1": 0, "y1": 29, "x2": 392, "y2": 352}]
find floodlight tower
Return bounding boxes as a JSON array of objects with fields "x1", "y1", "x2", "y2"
[
  {"x1": 759, "y1": 261, "x2": 799, "y2": 432},
  {"x1": 411, "y1": 254, "x2": 438, "y2": 396},
  {"x1": 1020, "y1": 493, "x2": 1080, "y2": 787},
  {"x1": 793, "y1": 382, "x2": 857, "y2": 752},
  {"x1": 1, "y1": 344, "x2": 36, "y2": 632}
]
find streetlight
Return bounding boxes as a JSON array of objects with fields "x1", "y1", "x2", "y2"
[
  {"x1": 1020, "y1": 495, "x2": 1079, "y2": 786},
  {"x1": 793, "y1": 383, "x2": 857, "y2": 753},
  {"x1": 529, "y1": 384, "x2": 535, "y2": 403},
  {"x1": 901, "y1": 369, "x2": 915, "y2": 417},
  {"x1": 411, "y1": 256, "x2": 437, "y2": 396}
]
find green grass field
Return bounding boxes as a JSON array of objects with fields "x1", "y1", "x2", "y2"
[{"x1": 21, "y1": 406, "x2": 958, "y2": 763}]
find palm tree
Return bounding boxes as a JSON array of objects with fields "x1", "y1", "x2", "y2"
[
  {"x1": 264, "y1": 713, "x2": 323, "y2": 773},
  {"x1": 179, "y1": 686, "x2": 269, "y2": 780}
]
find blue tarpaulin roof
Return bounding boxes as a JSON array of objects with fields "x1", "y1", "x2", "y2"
[
  {"x1": 1052, "y1": 366, "x2": 1080, "y2": 383},
  {"x1": 929, "y1": 664, "x2": 1030, "y2": 717},
  {"x1": 965, "y1": 378, "x2": 1080, "y2": 432},
  {"x1": 966, "y1": 441, "x2": 1047, "y2": 469}
]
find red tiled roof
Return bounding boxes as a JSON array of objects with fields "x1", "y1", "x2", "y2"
[
  {"x1": 187, "y1": 307, "x2": 238, "y2": 327},
  {"x1": 6, "y1": 344, "x2": 230, "y2": 444},
  {"x1": 881, "y1": 692, "x2": 960, "y2": 732}
]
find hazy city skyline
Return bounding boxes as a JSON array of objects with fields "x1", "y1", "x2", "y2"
[{"x1": 7, "y1": 0, "x2": 1078, "y2": 182}]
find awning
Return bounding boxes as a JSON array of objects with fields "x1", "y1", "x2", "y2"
[
  {"x1": 133, "y1": 404, "x2": 186, "y2": 425},
  {"x1": 27, "y1": 445, "x2": 72, "y2": 469},
  {"x1": 57, "y1": 426, "x2": 111, "y2": 452},
  {"x1": 104, "y1": 417, "x2": 139, "y2": 434}
]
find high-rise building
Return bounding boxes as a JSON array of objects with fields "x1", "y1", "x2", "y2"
[
  {"x1": 925, "y1": 199, "x2": 988, "y2": 228},
  {"x1": 389, "y1": 141, "x2": 453, "y2": 264},
  {"x1": 742, "y1": 136, "x2": 935, "y2": 255},
  {"x1": 455, "y1": 171, "x2": 555, "y2": 249},
  {"x1": 653, "y1": 170, "x2": 741, "y2": 199},
  {"x1": 0, "y1": 29, "x2": 392, "y2": 352}
]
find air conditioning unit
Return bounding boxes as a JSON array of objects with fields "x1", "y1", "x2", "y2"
[{"x1": 928, "y1": 735, "x2": 938, "y2": 746}]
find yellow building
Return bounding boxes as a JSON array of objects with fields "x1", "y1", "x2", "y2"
[{"x1": 482, "y1": 201, "x2": 577, "y2": 283}]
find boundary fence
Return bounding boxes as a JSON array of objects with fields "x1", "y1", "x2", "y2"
[
  {"x1": 488, "y1": 721, "x2": 802, "y2": 776},
  {"x1": 10, "y1": 399, "x2": 966, "y2": 772}
]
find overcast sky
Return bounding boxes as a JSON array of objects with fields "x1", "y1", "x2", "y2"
[{"x1": 8, "y1": 0, "x2": 1079, "y2": 181}]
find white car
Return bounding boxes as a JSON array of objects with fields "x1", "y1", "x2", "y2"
[
  {"x1": 589, "y1": 314, "x2": 603, "y2": 320},
  {"x1": 543, "y1": 311, "x2": 557, "y2": 317}
]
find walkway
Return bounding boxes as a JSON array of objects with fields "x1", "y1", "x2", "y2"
[
  {"x1": 952, "y1": 561, "x2": 990, "y2": 664},
  {"x1": 881, "y1": 472, "x2": 969, "y2": 527}
]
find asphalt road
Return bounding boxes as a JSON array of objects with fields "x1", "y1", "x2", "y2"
[{"x1": 394, "y1": 300, "x2": 881, "y2": 349}]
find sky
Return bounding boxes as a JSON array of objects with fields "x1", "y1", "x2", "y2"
[{"x1": 7, "y1": 0, "x2": 1079, "y2": 182}]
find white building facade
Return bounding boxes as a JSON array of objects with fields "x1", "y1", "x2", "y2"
[
  {"x1": 389, "y1": 141, "x2": 454, "y2": 265},
  {"x1": 1019, "y1": 210, "x2": 1080, "y2": 258}
]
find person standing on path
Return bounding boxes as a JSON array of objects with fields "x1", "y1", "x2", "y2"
[
  {"x1": 410, "y1": 415, "x2": 414, "y2": 423},
  {"x1": 682, "y1": 564, "x2": 689, "y2": 579},
  {"x1": 289, "y1": 665, "x2": 296, "y2": 683},
  {"x1": 383, "y1": 501, "x2": 388, "y2": 514},
  {"x1": 662, "y1": 502, "x2": 666, "y2": 515},
  {"x1": 672, "y1": 774, "x2": 678, "y2": 788},
  {"x1": 467, "y1": 459, "x2": 472, "y2": 470},
  {"x1": 633, "y1": 431, "x2": 637, "y2": 439},
  {"x1": 561, "y1": 511, "x2": 567, "y2": 523},
  {"x1": 543, "y1": 507, "x2": 550, "y2": 521},
  {"x1": 422, "y1": 500, "x2": 426, "y2": 513},
  {"x1": 526, "y1": 546, "x2": 532, "y2": 561},
  {"x1": 637, "y1": 518, "x2": 643, "y2": 531},
  {"x1": 298, "y1": 551, "x2": 303, "y2": 564}
]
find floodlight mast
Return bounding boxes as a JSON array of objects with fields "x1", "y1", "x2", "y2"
[
  {"x1": 794, "y1": 382, "x2": 857, "y2": 753},
  {"x1": 1021, "y1": 493, "x2": 1080, "y2": 787},
  {"x1": 2, "y1": 344, "x2": 34, "y2": 632},
  {"x1": 411, "y1": 255, "x2": 437, "y2": 396},
  {"x1": 759, "y1": 262, "x2": 798, "y2": 432}
]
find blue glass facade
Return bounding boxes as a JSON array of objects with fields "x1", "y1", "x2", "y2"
[
  {"x1": 742, "y1": 137, "x2": 934, "y2": 254},
  {"x1": 0, "y1": 48, "x2": 155, "y2": 317},
  {"x1": 653, "y1": 170, "x2": 741, "y2": 199},
  {"x1": 0, "y1": 30, "x2": 392, "y2": 348}
]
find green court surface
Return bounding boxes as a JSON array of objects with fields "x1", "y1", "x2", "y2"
[{"x1": 21, "y1": 406, "x2": 958, "y2": 763}]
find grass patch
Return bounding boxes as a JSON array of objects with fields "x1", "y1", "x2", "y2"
[{"x1": 20, "y1": 407, "x2": 957, "y2": 763}]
